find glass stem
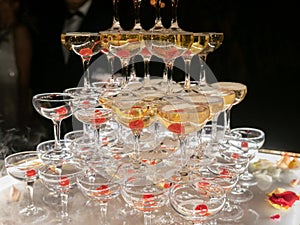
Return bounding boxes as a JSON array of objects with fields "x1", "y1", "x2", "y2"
[
  {"x1": 143, "y1": 211, "x2": 152, "y2": 225},
  {"x1": 60, "y1": 192, "x2": 69, "y2": 221},
  {"x1": 210, "y1": 114, "x2": 220, "y2": 155},
  {"x1": 184, "y1": 58, "x2": 191, "y2": 90},
  {"x1": 82, "y1": 58, "x2": 91, "y2": 88},
  {"x1": 133, "y1": 133, "x2": 141, "y2": 169},
  {"x1": 108, "y1": 53, "x2": 115, "y2": 81},
  {"x1": 99, "y1": 202, "x2": 108, "y2": 225},
  {"x1": 178, "y1": 135, "x2": 188, "y2": 171},
  {"x1": 122, "y1": 60, "x2": 129, "y2": 84},
  {"x1": 26, "y1": 180, "x2": 36, "y2": 211},
  {"x1": 144, "y1": 58, "x2": 150, "y2": 85},
  {"x1": 224, "y1": 107, "x2": 232, "y2": 136},
  {"x1": 198, "y1": 55, "x2": 208, "y2": 87},
  {"x1": 53, "y1": 120, "x2": 62, "y2": 150},
  {"x1": 166, "y1": 62, "x2": 174, "y2": 94}
]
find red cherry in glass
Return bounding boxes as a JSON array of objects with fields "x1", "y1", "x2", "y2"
[{"x1": 26, "y1": 169, "x2": 36, "y2": 177}]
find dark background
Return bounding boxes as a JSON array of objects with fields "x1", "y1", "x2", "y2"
[
  {"x1": 24, "y1": 0, "x2": 299, "y2": 152},
  {"x1": 179, "y1": 0, "x2": 299, "y2": 152}
]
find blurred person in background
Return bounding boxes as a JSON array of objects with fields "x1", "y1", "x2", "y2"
[
  {"x1": 0, "y1": 0, "x2": 33, "y2": 129},
  {"x1": 27, "y1": 0, "x2": 113, "y2": 138},
  {"x1": 29, "y1": 0, "x2": 113, "y2": 94}
]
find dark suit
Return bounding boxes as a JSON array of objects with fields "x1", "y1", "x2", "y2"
[
  {"x1": 30, "y1": 0, "x2": 113, "y2": 94},
  {"x1": 28, "y1": 0, "x2": 113, "y2": 138}
]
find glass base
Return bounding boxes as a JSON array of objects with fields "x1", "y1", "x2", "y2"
[
  {"x1": 228, "y1": 186, "x2": 254, "y2": 203},
  {"x1": 239, "y1": 172, "x2": 258, "y2": 187},
  {"x1": 41, "y1": 150, "x2": 73, "y2": 162},
  {"x1": 42, "y1": 190, "x2": 60, "y2": 206},
  {"x1": 218, "y1": 203, "x2": 244, "y2": 222},
  {"x1": 18, "y1": 206, "x2": 48, "y2": 223}
]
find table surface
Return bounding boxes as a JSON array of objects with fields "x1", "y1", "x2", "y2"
[{"x1": 0, "y1": 150, "x2": 299, "y2": 225}]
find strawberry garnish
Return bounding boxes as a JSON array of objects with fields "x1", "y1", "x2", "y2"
[
  {"x1": 96, "y1": 185, "x2": 110, "y2": 195},
  {"x1": 79, "y1": 48, "x2": 93, "y2": 56},
  {"x1": 194, "y1": 204, "x2": 209, "y2": 215},
  {"x1": 55, "y1": 106, "x2": 67, "y2": 115},
  {"x1": 143, "y1": 194, "x2": 154, "y2": 201},
  {"x1": 59, "y1": 176, "x2": 70, "y2": 187},
  {"x1": 241, "y1": 141, "x2": 248, "y2": 148},
  {"x1": 168, "y1": 123, "x2": 184, "y2": 134},
  {"x1": 129, "y1": 119, "x2": 144, "y2": 130},
  {"x1": 26, "y1": 169, "x2": 36, "y2": 177},
  {"x1": 231, "y1": 152, "x2": 240, "y2": 159}
]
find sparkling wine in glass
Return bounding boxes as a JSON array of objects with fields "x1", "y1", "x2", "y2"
[
  {"x1": 32, "y1": 92, "x2": 74, "y2": 162},
  {"x1": 157, "y1": 94, "x2": 210, "y2": 183},
  {"x1": 148, "y1": 29, "x2": 194, "y2": 94},
  {"x1": 181, "y1": 32, "x2": 209, "y2": 91},
  {"x1": 61, "y1": 32, "x2": 102, "y2": 88},
  {"x1": 211, "y1": 81, "x2": 247, "y2": 137},
  {"x1": 111, "y1": 93, "x2": 157, "y2": 169},
  {"x1": 4, "y1": 151, "x2": 48, "y2": 223},
  {"x1": 100, "y1": 30, "x2": 142, "y2": 83}
]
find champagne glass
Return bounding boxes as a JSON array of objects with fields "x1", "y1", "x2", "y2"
[
  {"x1": 179, "y1": 92, "x2": 224, "y2": 160},
  {"x1": 198, "y1": 32, "x2": 224, "y2": 88},
  {"x1": 169, "y1": 180, "x2": 226, "y2": 225},
  {"x1": 148, "y1": 29, "x2": 194, "y2": 94},
  {"x1": 181, "y1": 32, "x2": 209, "y2": 91},
  {"x1": 36, "y1": 139, "x2": 72, "y2": 205},
  {"x1": 205, "y1": 164, "x2": 243, "y2": 222},
  {"x1": 227, "y1": 127, "x2": 265, "y2": 187},
  {"x1": 157, "y1": 94, "x2": 210, "y2": 183},
  {"x1": 4, "y1": 151, "x2": 48, "y2": 223},
  {"x1": 61, "y1": 32, "x2": 102, "y2": 89},
  {"x1": 111, "y1": 93, "x2": 157, "y2": 170},
  {"x1": 211, "y1": 81, "x2": 247, "y2": 137},
  {"x1": 77, "y1": 166, "x2": 122, "y2": 225},
  {"x1": 32, "y1": 92, "x2": 74, "y2": 162},
  {"x1": 121, "y1": 171, "x2": 172, "y2": 225},
  {"x1": 218, "y1": 146, "x2": 253, "y2": 204},
  {"x1": 100, "y1": 30, "x2": 142, "y2": 83},
  {"x1": 74, "y1": 107, "x2": 113, "y2": 155},
  {"x1": 64, "y1": 86, "x2": 103, "y2": 146},
  {"x1": 38, "y1": 160, "x2": 84, "y2": 224}
]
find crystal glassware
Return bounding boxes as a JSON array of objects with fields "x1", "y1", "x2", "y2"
[
  {"x1": 156, "y1": 94, "x2": 210, "y2": 183},
  {"x1": 169, "y1": 180, "x2": 226, "y2": 225},
  {"x1": 211, "y1": 82, "x2": 247, "y2": 137},
  {"x1": 61, "y1": 32, "x2": 102, "y2": 88},
  {"x1": 205, "y1": 164, "x2": 243, "y2": 222},
  {"x1": 77, "y1": 165, "x2": 122, "y2": 225},
  {"x1": 38, "y1": 159, "x2": 84, "y2": 224},
  {"x1": 121, "y1": 171, "x2": 172, "y2": 225},
  {"x1": 32, "y1": 92, "x2": 74, "y2": 162},
  {"x1": 4, "y1": 151, "x2": 48, "y2": 223}
]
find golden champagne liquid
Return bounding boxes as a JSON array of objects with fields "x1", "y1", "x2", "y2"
[
  {"x1": 100, "y1": 31, "x2": 142, "y2": 59},
  {"x1": 111, "y1": 99, "x2": 155, "y2": 131},
  {"x1": 202, "y1": 32, "x2": 224, "y2": 55},
  {"x1": 146, "y1": 31, "x2": 194, "y2": 62},
  {"x1": 220, "y1": 90, "x2": 236, "y2": 110},
  {"x1": 157, "y1": 100, "x2": 210, "y2": 135},
  {"x1": 211, "y1": 82, "x2": 247, "y2": 106},
  {"x1": 61, "y1": 32, "x2": 101, "y2": 52},
  {"x1": 180, "y1": 93, "x2": 223, "y2": 120},
  {"x1": 188, "y1": 33, "x2": 210, "y2": 55}
]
